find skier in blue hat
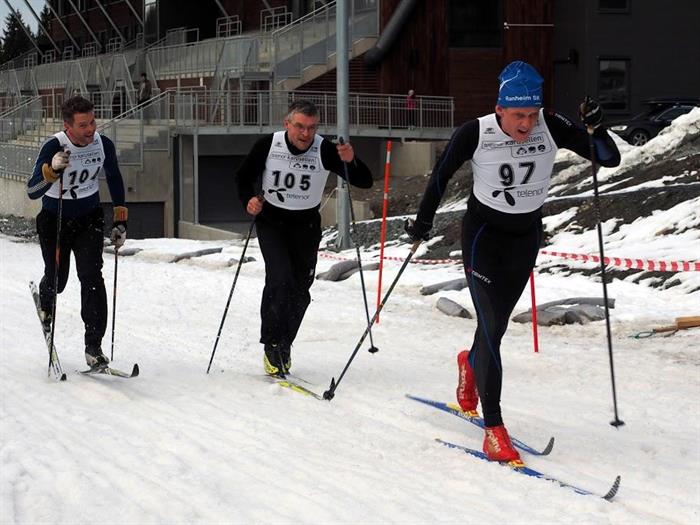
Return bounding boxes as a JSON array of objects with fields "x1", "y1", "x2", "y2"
[{"x1": 405, "y1": 60, "x2": 621, "y2": 463}]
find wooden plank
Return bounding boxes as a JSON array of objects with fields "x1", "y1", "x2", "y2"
[{"x1": 676, "y1": 316, "x2": 700, "y2": 329}]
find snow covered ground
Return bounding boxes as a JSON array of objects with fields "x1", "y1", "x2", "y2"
[
  {"x1": 2, "y1": 107, "x2": 699, "y2": 525},
  {"x1": 1, "y1": 219, "x2": 699, "y2": 523}
]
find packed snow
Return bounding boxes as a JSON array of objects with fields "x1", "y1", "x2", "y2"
[
  {"x1": 2, "y1": 217, "x2": 699, "y2": 524},
  {"x1": 2, "y1": 110, "x2": 700, "y2": 524}
]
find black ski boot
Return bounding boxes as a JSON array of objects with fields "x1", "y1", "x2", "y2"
[
  {"x1": 263, "y1": 343, "x2": 286, "y2": 378},
  {"x1": 85, "y1": 345, "x2": 109, "y2": 369}
]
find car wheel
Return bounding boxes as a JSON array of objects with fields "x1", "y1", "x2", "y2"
[{"x1": 630, "y1": 129, "x2": 650, "y2": 146}]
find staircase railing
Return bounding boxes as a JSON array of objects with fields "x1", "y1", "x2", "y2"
[
  {"x1": 99, "y1": 90, "x2": 170, "y2": 167},
  {"x1": 271, "y1": 0, "x2": 379, "y2": 84},
  {"x1": 0, "y1": 96, "x2": 44, "y2": 142}
]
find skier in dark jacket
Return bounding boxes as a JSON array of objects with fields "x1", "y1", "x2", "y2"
[
  {"x1": 27, "y1": 96, "x2": 128, "y2": 368},
  {"x1": 405, "y1": 61, "x2": 621, "y2": 462},
  {"x1": 236, "y1": 100, "x2": 373, "y2": 377}
]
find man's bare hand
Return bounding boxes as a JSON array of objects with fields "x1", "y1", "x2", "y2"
[
  {"x1": 246, "y1": 195, "x2": 264, "y2": 215},
  {"x1": 337, "y1": 141, "x2": 355, "y2": 163}
]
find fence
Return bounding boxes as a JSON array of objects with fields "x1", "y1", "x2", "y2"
[
  {"x1": 170, "y1": 89, "x2": 453, "y2": 131},
  {"x1": 0, "y1": 87, "x2": 454, "y2": 175},
  {"x1": 272, "y1": 0, "x2": 378, "y2": 82}
]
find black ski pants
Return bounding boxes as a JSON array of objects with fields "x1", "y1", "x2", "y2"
[
  {"x1": 255, "y1": 212, "x2": 321, "y2": 349},
  {"x1": 37, "y1": 207, "x2": 107, "y2": 348},
  {"x1": 461, "y1": 209, "x2": 541, "y2": 428}
]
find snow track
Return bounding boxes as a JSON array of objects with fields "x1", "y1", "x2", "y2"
[{"x1": 1, "y1": 235, "x2": 698, "y2": 524}]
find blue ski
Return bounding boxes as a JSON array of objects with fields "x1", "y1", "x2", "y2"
[
  {"x1": 436, "y1": 438, "x2": 621, "y2": 501},
  {"x1": 406, "y1": 394, "x2": 554, "y2": 456}
]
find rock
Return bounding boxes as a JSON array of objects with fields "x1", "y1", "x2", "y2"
[
  {"x1": 513, "y1": 300, "x2": 608, "y2": 326},
  {"x1": 436, "y1": 297, "x2": 472, "y2": 318},
  {"x1": 172, "y1": 247, "x2": 223, "y2": 262},
  {"x1": 420, "y1": 278, "x2": 468, "y2": 295},
  {"x1": 316, "y1": 260, "x2": 360, "y2": 281},
  {"x1": 338, "y1": 262, "x2": 380, "y2": 281},
  {"x1": 103, "y1": 246, "x2": 143, "y2": 256}
]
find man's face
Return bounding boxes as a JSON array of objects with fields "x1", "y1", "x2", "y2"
[
  {"x1": 65, "y1": 111, "x2": 96, "y2": 146},
  {"x1": 284, "y1": 112, "x2": 319, "y2": 150},
  {"x1": 495, "y1": 105, "x2": 540, "y2": 143}
]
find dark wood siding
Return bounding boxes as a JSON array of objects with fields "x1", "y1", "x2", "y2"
[
  {"x1": 376, "y1": 0, "x2": 449, "y2": 97},
  {"x1": 503, "y1": 0, "x2": 554, "y2": 109},
  {"x1": 448, "y1": 49, "x2": 503, "y2": 123}
]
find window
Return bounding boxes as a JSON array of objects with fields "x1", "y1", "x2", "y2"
[
  {"x1": 599, "y1": 59, "x2": 630, "y2": 112},
  {"x1": 599, "y1": 0, "x2": 629, "y2": 13},
  {"x1": 144, "y1": 0, "x2": 158, "y2": 44},
  {"x1": 449, "y1": 0, "x2": 503, "y2": 48},
  {"x1": 656, "y1": 106, "x2": 693, "y2": 122}
]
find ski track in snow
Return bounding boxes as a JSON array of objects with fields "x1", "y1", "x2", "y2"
[{"x1": 1, "y1": 235, "x2": 699, "y2": 525}]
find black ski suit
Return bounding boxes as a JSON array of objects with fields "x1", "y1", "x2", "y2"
[
  {"x1": 414, "y1": 109, "x2": 621, "y2": 427},
  {"x1": 236, "y1": 132, "x2": 373, "y2": 350},
  {"x1": 27, "y1": 133, "x2": 125, "y2": 348}
]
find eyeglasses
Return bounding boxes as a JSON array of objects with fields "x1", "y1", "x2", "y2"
[{"x1": 289, "y1": 121, "x2": 319, "y2": 133}]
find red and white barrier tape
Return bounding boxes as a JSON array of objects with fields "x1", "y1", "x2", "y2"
[
  {"x1": 539, "y1": 250, "x2": 700, "y2": 272},
  {"x1": 319, "y1": 250, "x2": 700, "y2": 272}
]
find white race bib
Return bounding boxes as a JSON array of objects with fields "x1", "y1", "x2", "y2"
[
  {"x1": 471, "y1": 111, "x2": 558, "y2": 213},
  {"x1": 261, "y1": 131, "x2": 329, "y2": 210},
  {"x1": 45, "y1": 131, "x2": 105, "y2": 200}
]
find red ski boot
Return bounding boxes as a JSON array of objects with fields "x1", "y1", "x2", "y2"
[
  {"x1": 483, "y1": 424, "x2": 521, "y2": 463},
  {"x1": 456, "y1": 350, "x2": 479, "y2": 415}
]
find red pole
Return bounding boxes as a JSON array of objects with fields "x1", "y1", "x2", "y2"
[
  {"x1": 376, "y1": 140, "x2": 392, "y2": 324},
  {"x1": 529, "y1": 271, "x2": 539, "y2": 353}
]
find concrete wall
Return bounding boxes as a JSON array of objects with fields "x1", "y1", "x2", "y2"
[
  {"x1": 0, "y1": 178, "x2": 41, "y2": 218},
  {"x1": 319, "y1": 197, "x2": 373, "y2": 229},
  {"x1": 99, "y1": 149, "x2": 175, "y2": 237},
  {"x1": 388, "y1": 140, "x2": 439, "y2": 177},
  {"x1": 178, "y1": 221, "x2": 242, "y2": 241}
]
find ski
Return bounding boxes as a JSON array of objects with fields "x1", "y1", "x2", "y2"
[
  {"x1": 80, "y1": 363, "x2": 140, "y2": 379},
  {"x1": 266, "y1": 376, "x2": 323, "y2": 400},
  {"x1": 406, "y1": 394, "x2": 554, "y2": 456},
  {"x1": 29, "y1": 281, "x2": 67, "y2": 381},
  {"x1": 436, "y1": 438, "x2": 621, "y2": 501}
]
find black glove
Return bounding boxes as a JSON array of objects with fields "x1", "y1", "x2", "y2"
[
  {"x1": 404, "y1": 218, "x2": 430, "y2": 242},
  {"x1": 579, "y1": 96, "x2": 603, "y2": 129}
]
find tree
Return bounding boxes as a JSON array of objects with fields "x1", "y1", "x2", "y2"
[
  {"x1": 1, "y1": 12, "x2": 34, "y2": 63},
  {"x1": 36, "y1": 5, "x2": 53, "y2": 50}
]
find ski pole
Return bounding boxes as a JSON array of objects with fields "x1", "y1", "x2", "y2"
[
  {"x1": 110, "y1": 247, "x2": 118, "y2": 361},
  {"x1": 48, "y1": 170, "x2": 65, "y2": 378},
  {"x1": 338, "y1": 136, "x2": 378, "y2": 354},
  {"x1": 323, "y1": 240, "x2": 421, "y2": 400},
  {"x1": 586, "y1": 123, "x2": 624, "y2": 428},
  {"x1": 206, "y1": 218, "x2": 255, "y2": 373}
]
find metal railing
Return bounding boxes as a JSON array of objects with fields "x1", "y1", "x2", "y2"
[
  {"x1": 0, "y1": 86, "x2": 454, "y2": 177},
  {"x1": 261, "y1": 7, "x2": 293, "y2": 32},
  {"x1": 148, "y1": 36, "x2": 260, "y2": 77},
  {"x1": 169, "y1": 89, "x2": 453, "y2": 131},
  {"x1": 217, "y1": 16, "x2": 243, "y2": 38},
  {"x1": 0, "y1": 142, "x2": 37, "y2": 181},
  {"x1": 98, "y1": 90, "x2": 170, "y2": 166},
  {"x1": 0, "y1": 96, "x2": 44, "y2": 143},
  {"x1": 271, "y1": 0, "x2": 378, "y2": 84}
]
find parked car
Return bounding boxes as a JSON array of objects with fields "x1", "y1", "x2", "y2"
[{"x1": 608, "y1": 97, "x2": 700, "y2": 146}]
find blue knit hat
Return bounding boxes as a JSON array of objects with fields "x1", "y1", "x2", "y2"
[{"x1": 497, "y1": 61, "x2": 543, "y2": 107}]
